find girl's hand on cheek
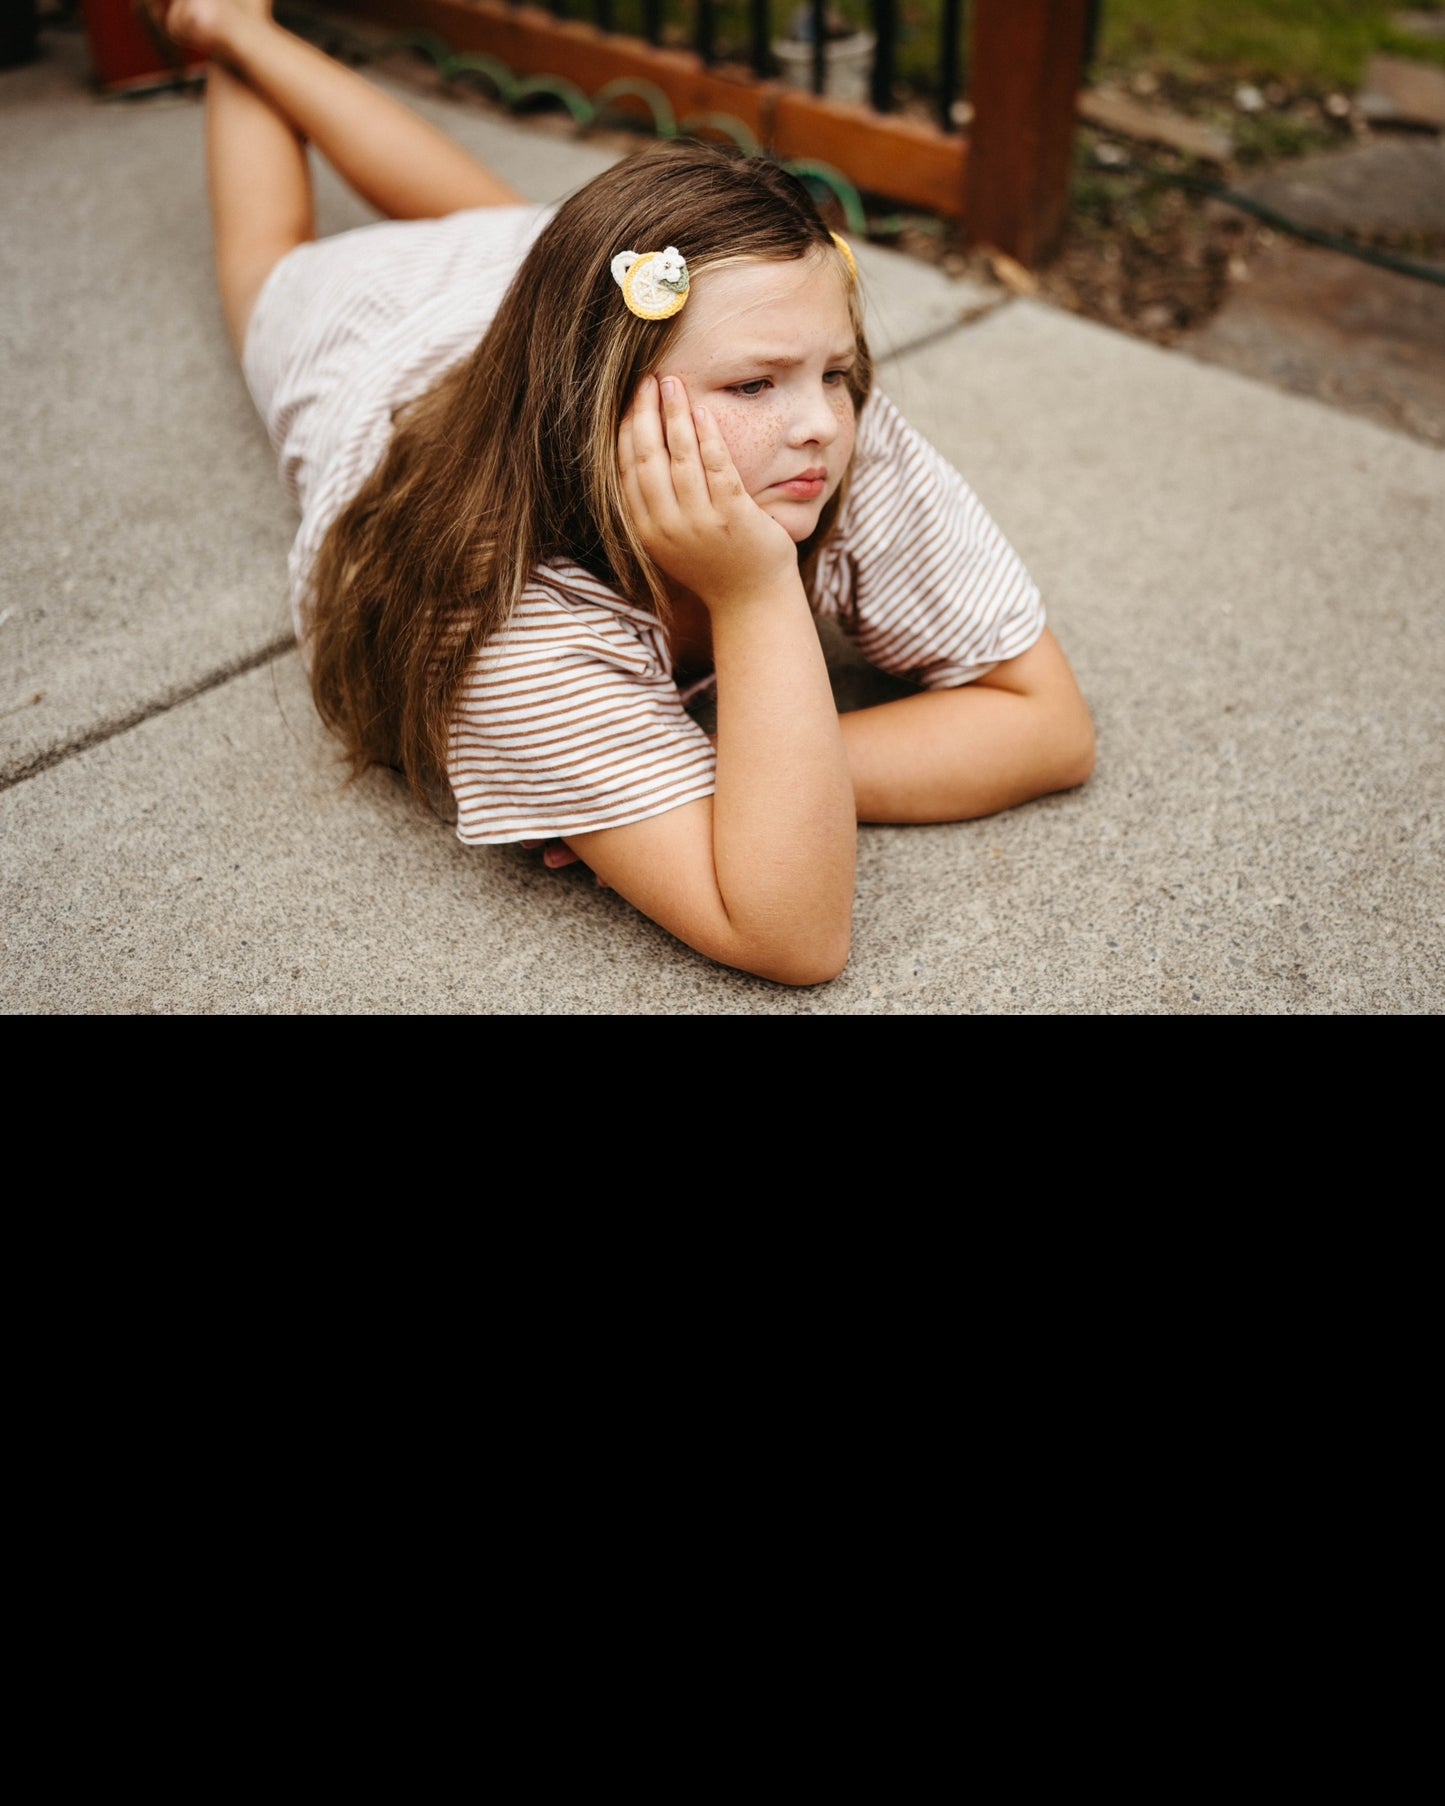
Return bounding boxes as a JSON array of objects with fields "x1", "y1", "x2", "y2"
[{"x1": 619, "y1": 374, "x2": 797, "y2": 610}]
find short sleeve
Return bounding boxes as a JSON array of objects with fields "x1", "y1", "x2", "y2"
[
  {"x1": 811, "y1": 388, "x2": 1045, "y2": 688},
  {"x1": 446, "y1": 563, "x2": 717, "y2": 844}
]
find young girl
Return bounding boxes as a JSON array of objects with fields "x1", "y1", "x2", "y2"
[{"x1": 152, "y1": 0, "x2": 1095, "y2": 987}]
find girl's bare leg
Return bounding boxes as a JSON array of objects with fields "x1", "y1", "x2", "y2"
[
  {"x1": 158, "y1": 0, "x2": 523, "y2": 350},
  {"x1": 185, "y1": 1, "x2": 313, "y2": 357}
]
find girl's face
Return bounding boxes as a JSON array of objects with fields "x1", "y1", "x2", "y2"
[{"x1": 659, "y1": 250, "x2": 859, "y2": 543}]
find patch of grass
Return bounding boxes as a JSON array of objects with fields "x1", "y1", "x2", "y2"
[
  {"x1": 1229, "y1": 106, "x2": 1337, "y2": 167},
  {"x1": 1095, "y1": 0, "x2": 1445, "y2": 93}
]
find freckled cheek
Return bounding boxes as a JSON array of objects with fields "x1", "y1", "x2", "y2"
[
  {"x1": 831, "y1": 394, "x2": 857, "y2": 459},
  {"x1": 711, "y1": 402, "x2": 783, "y2": 490}
]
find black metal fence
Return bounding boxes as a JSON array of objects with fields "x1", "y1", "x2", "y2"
[
  {"x1": 574, "y1": 2, "x2": 970, "y2": 130},
  {"x1": 536, "y1": 1, "x2": 1101, "y2": 133}
]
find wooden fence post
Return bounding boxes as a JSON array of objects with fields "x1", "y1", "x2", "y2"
[{"x1": 963, "y1": 0, "x2": 1090, "y2": 268}]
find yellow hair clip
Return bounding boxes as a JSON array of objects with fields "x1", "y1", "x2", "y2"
[
  {"x1": 611, "y1": 247, "x2": 690, "y2": 319},
  {"x1": 830, "y1": 231, "x2": 858, "y2": 283}
]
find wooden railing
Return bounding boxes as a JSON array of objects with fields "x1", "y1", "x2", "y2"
[{"x1": 325, "y1": 0, "x2": 1091, "y2": 265}]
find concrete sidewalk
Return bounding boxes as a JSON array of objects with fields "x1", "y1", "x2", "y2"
[{"x1": 3, "y1": 24, "x2": 1442, "y2": 1013}]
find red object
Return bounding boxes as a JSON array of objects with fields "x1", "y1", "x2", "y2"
[{"x1": 80, "y1": 0, "x2": 207, "y2": 93}]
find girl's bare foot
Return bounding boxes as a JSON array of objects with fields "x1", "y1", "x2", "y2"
[{"x1": 143, "y1": 0, "x2": 271, "y2": 62}]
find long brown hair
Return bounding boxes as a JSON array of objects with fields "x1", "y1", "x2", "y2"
[{"x1": 305, "y1": 138, "x2": 874, "y2": 813}]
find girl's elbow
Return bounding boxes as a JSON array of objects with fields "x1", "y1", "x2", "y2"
[
  {"x1": 737, "y1": 919, "x2": 852, "y2": 988},
  {"x1": 785, "y1": 932, "x2": 852, "y2": 987},
  {"x1": 1050, "y1": 699, "x2": 1097, "y2": 793},
  {"x1": 1063, "y1": 714, "x2": 1097, "y2": 790}
]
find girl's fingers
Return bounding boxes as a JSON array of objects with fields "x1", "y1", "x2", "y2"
[
  {"x1": 619, "y1": 386, "x2": 662, "y2": 528},
  {"x1": 618, "y1": 409, "x2": 642, "y2": 509},
  {"x1": 619, "y1": 376, "x2": 672, "y2": 517},
  {"x1": 520, "y1": 837, "x2": 584, "y2": 872},
  {"x1": 691, "y1": 403, "x2": 746, "y2": 505},
  {"x1": 655, "y1": 376, "x2": 713, "y2": 512},
  {"x1": 622, "y1": 374, "x2": 710, "y2": 519},
  {"x1": 620, "y1": 376, "x2": 659, "y2": 456},
  {"x1": 617, "y1": 382, "x2": 650, "y2": 479}
]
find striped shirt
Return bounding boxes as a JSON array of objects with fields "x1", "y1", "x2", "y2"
[{"x1": 243, "y1": 204, "x2": 1045, "y2": 846}]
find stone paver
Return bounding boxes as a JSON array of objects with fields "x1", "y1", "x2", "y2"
[
  {"x1": 1359, "y1": 52, "x2": 1445, "y2": 128},
  {"x1": 1180, "y1": 236, "x2": 1445, "y2": 447},
  {"x1": 1180, "y1": 137, "x2": 1445, "y2": 446}
]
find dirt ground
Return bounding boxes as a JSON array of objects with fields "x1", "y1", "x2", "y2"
[{"x1": 893, "y1": 68, "x2": 1444, "y2": 351}]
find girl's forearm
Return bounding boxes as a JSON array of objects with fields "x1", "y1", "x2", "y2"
[
  {"x1": 709, "y1": 581, "x2": 857, "y2": 978},
  {"x1": 841, "y1": 681, "x2": 1097, "y2": 822}
]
